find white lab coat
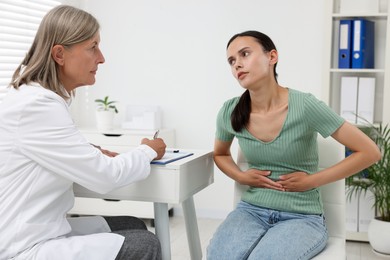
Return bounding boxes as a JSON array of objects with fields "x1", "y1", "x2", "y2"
[{"x1": 0, "y1": 84, "x2": 157, "y2": 260}]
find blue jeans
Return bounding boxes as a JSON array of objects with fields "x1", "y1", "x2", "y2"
[{"x1": 207, "y1": 201, "x2": 328, "y2": 260}]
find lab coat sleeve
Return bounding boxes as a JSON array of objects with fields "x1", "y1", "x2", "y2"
[{"x1": 16, "y1": 91, "x2": 156, "y2": 194}]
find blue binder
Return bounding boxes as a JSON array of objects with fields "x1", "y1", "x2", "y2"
[
  {"x1": 352, "y1": 19, "x2": 375, "y2": 69},
  {"x1": 338, "y1": 19, "x2": 353, "y2": 68}
]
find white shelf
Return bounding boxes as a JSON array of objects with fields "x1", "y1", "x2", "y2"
[
  {"x1": 332, "y1": 13, "x2": 388, "y2": 18},
  {"x1": 323, "y1": 0, "x2": 390, "y2": 242},
  {"x1": 329, "y1": 68, "x2": 385, "y2": 73},
  {"x1": 347, "y1": 231, "x2": 369, "y2": 242},
  {"x1": 322, "y1": 0, "x2": 390, "y2": 125}
]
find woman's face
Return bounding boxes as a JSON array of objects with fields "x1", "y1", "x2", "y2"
[
  {"x1": 226, "y1": 36, "x2": 276, "y2": 89},
  {"x1": 54, "y1": 32, "x2": 105, "y2": 92}
]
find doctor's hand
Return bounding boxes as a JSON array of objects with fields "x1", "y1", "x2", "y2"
[
  {"x1": 240, "y1": 169, "x2": 285, "y2": 191},
  {"x1": 141, "y1": 138, "x2": 166, "y2": 160},
  {"x1": 91, "y1": 144, "x2": 119, "y2": 157},
  {"x1": 277, "y1": 171, "x2": 314, "y2": 192}
]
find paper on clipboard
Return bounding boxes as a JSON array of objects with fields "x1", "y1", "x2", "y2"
[{"x1": 151, "y1": 150, "x2": 193, "y2": 165}]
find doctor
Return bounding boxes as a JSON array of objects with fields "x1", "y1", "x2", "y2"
[{"x1": 0, "y1": 5, "x2": 164, "y2": 260}]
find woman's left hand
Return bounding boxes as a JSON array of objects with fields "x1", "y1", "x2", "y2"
[
  {"x1": 277, "y1": 172, "x2": 314, "y2": 192},
  {"x1": 91, "y1": 143, "x2": 119, "y2": 157},
  {"x1": 99, "y1": 147, "x2": 119, "y2": 157}
]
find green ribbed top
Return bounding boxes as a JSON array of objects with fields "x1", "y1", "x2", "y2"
[{"x1": 216, "y1": 89, "x2": 344, "y2": 214}]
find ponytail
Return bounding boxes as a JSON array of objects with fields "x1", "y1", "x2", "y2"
[{"x1": 231, "y1": 90, "x2": 251, "y2": 132}]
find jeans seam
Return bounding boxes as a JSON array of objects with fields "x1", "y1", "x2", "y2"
[
  {"x1": 298, "y1": 223, "x2": 328, "y2": 260},
  {"x1": 242, "y1": 232, "x2": 265, "y2": 260}
]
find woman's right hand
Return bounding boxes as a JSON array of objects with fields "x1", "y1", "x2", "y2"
[
  {"x1": 240, "y1": 169, "x2": 285, "y2": 191},
  {"x1": 141, "y1": 138, "x2": 166, "y2": 160}
]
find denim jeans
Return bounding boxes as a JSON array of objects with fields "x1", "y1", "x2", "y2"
[{"x1": 207, "y1": 201, "x2": 328, "y2": 260}]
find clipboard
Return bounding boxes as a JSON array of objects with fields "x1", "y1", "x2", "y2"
[{"x1": 151, "y1": 150, "x2": 194, "y2": 165}]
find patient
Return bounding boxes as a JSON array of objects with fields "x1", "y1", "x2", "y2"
[
  {"x1": 206, "y1": 30, "x2": 380, "y2": 259},
  {"x1": 0, "y1": 5, "x2": 165, "y2": 260}
]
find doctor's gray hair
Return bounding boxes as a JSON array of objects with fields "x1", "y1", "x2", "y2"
[{"x1": 10, "y1": 5, "x2": 100, "y2": 99}]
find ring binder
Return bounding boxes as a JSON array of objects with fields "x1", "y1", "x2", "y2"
[
  {"x1": 339, "y1": 19, "x2": 353, "y2": 68},
  {"x1": 352, "y1": 19, "x2": 375, "y2": 69}
]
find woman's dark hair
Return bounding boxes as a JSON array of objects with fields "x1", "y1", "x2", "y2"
[{"x1": 228, "y1": 31, "x2": 278, "y2": 132}]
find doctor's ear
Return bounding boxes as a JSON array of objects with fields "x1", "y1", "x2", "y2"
[{"x1": 51, "y1": 45, "x2": 65, "y2": 66}]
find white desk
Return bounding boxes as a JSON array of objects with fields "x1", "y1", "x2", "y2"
[
  {"x1": 73, "y1": 149, "x2": 214, "y2": 260},
  {"x1": 70, "y1": 128, "x2": 176, "y2": 219}
]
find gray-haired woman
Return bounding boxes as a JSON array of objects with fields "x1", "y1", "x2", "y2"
[{"x1": 0, "y1": 5, "x2": 164, "y2": 260}]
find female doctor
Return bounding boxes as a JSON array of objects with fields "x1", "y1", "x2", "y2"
[{"x1": 0, "y1": 5, "x2": 165, "y2": 260}]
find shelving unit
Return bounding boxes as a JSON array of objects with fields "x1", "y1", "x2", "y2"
[
  {"x1": 322, "y1": 0, "x2": 390, "y2": 125},
  {"x1": 322, "y1": 0, "x2": 390, "y2": 242}
]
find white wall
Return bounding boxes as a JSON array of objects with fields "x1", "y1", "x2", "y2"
[{"x1": 69, "y1": 0, "x2": 326, "y2": 218}]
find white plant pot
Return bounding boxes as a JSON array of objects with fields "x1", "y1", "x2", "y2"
[
  {"x1": 368, "y1": 218, "x2": 390, "y2": 256},
  {"x1": 96, "y1": 110, "x2": 115, "y2": 131}
]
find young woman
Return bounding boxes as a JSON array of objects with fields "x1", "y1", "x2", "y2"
[
  {"x1": 0, "y1": 5, "x2": 165, "y2": 260},
  {"x1": 207, "y1": 30, "x2": 381, "y2": 259}
]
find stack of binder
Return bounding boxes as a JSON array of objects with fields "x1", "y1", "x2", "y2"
[
  {"x1": 338, "y1": 18, "x2": 375, "y2": 69},
  {"x1": 345, "y1": 186, "x2": 375, "y2": 233},
  {"x1": 340, "y1": 76, "x2": 375, "y2": 124}
]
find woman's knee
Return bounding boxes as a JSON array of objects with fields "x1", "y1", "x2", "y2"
[
  {"x1": 207, "y1": 223, "x2": 255, "y2": 260},
  {"x1": 115, "y1": 230, "x2": 161, "y2": 260},
  {"x1": 104, "y1": 216, "x2": 147, "y2": 231}
]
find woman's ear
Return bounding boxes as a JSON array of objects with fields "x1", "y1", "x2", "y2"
[
  {"x1": 51, "y1": 45, "x2": 65, "y2": 65},
  {"x1": 269, "y1": 49, "x2": 278, "y2": 65}
]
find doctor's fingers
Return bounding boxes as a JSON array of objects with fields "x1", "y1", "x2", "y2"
[{"x1": 142, "y1": 138, "x2": 166, "y2": 159}]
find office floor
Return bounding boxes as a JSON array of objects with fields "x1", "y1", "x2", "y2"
[{"x1": 145, "y1": 216, "x2": 387, "y2": 260}]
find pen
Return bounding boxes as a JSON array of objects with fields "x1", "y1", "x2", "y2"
[{"x1": 153, "y1": 130, "x2": 159, "y2": 140}]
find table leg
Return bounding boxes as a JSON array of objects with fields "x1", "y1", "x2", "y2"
[
  {"x1": 153, "y1": 202, "x2": 171, "y2": 260},
  {"x1": 182, "y1": 196, "x2": 202, "y2": 260}
]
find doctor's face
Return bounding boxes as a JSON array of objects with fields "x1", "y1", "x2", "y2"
[{"x1": 55, "y1": 32, "x2": 105, "y2": 92}]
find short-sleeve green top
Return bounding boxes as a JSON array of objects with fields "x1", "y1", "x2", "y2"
[{"x1": 216, "y1": 88, "x2": 344, "y2": 214}]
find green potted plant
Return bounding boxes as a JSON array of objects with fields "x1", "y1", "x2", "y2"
[
  {"x1": 94, "y1": 96, "x2": 118, "y2": 131},
  {"x1": 95, "y1": 96, "x2": 119, "y2": 113},
  {"x1": 346, "y1": 122, "x2": 390, "y2": 256}
]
